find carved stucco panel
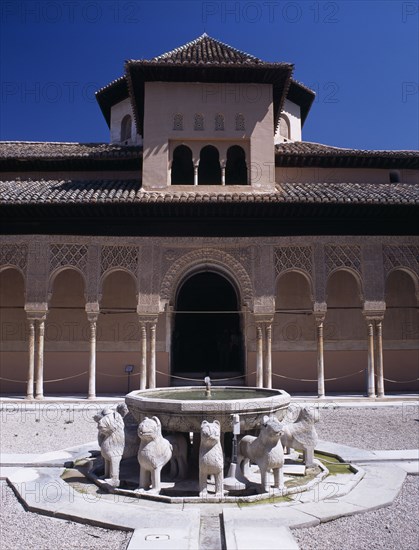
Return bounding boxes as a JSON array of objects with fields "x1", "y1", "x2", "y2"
[
  {"x1": 383, "y1": 245, "x2": 419, "y2": 278},
  {"x1": 160, "y1": 248, "x2": 253, "y2": 308},
  {"x1": 0, "y1": 244, "x2": 28, "y2": 274}
]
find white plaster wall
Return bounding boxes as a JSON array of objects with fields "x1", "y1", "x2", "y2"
[
  {"x1": 275, "y1": 99, "x2": 302, "y2": 144},
  {"x1": 275, "y1": 167, "x2": 419, "y2": 185},
  {"x1": 110, "y1": 98, "x2": 141, "y2": 145},
  {"x1": 142, "y1": 82, "x2": 275, "y2": 190}
]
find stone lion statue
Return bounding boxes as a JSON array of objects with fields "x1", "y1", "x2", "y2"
[
  {"x1": 95, "y1": 410, "x2": 125, "y2": 487},
  {"x1": 280, "y1": 406, "x2": 318, "y2": 467},
  {"x1": 94, "y1": 405, "x2": 139, "y2": 461},
  {"x1": 137, "y1": 416, "x2": 172, "y2": 493},
  {"x1": 238, "y1": 415, "x2": 285, "y2": 492},
  {"x1": 199, "y1": 420, "x2": 224, "y2": 498}
]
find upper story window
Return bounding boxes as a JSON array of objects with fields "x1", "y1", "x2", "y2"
[
  {"x1": 120, "y1": 114, "x2": 132, "y2": 142},
  {"x1": 173, "y1": 113, "x2": 183, "y2": 131},
  {"x1": 171, "y1": 145, "x2": 194, "y2": 185},
  {"x1": 194, "y1": 113, "x2": 204, "y2": 131},
  {"x1": 225, "y1": 145, "x2": 248, "y2": 185},
  {"x1": 235, "y1": 113, "x2": 245, "y2": 131},
  {"x1": 215, "y1": 113, "x2": 225, "y2": 131},
  {"x1": 198, "y1": 145, "x2": 221, "y2": 185},
  {"x1": 279, "y1": 115, "x2": 290, "y2": 139}
]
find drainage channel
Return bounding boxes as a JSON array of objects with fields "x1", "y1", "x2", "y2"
[{"x1": 199, "y1": 512, "x2": 226, "y2": 550}]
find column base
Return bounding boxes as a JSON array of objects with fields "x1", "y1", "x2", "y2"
[
  {"x1": 25, "y1": 395, "x2": 34, "y2": 400},
  {"x1": 367, "y1": 393, "x2": 376, "y2": 398},
  {"x1": 35, "y1": 394, "x2": 44, "y2": 400},
  {"x1": 87, "y1": 394, "x2": 96, "y2": 400},
  {"x1": 377, "y1": 392, "x2": 385, "y2": 398}
]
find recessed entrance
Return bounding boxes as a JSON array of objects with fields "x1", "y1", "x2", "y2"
[{"x1": 171, "y1": 272, "x2": 244, "y2": 382}]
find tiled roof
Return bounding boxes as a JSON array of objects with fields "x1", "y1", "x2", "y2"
[
  {"x1": 149, "y1": 34, "x2": 264, "y2": 65},
  {"x1": 0, "y1": 142, "x2": 141, "y2": 160},
  {"x1": 1, "y1": 179, "x2": 417, "y2": 206},
  {"x1": 276, "y1": 141, "x2": 419, "y2": 169}
]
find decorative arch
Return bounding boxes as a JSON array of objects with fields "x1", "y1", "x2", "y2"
[
  {"x1": 171, "y1": 144, "x2": 194, "y2": 185},
  {"x1": 160, "y1": 249, "x2": 253, "y2": 309},
  {"x1": 275, "y1": 268, "x2": 314, "y2": 302},
  {"x1": 100, "y1": 266, "x2": 138, "y2": 296},
  {"x1": 0, "y1": 244, "x2": 27, "y2": 277},
  {"x1": 121, "y1": 114, "x2": 132, "y2": 142},
  {"x1": 48, "y1": 265, "x2": 87, "y2": 301},
  {"x1": 385, "y1": 267, "x2": 419, "y2": 297},
  {"x1": 279, "y1": 115, "x2": 290, "y2": 139},
  {"x1": 326, "y1": 267, "x2": 364, "y2": 301},
  {"x1": 225, "y1": 145, "x2": 248, "y2": 185},
  {"x1": 198, "y1": 145, "x2": 221, "y2": 185}
]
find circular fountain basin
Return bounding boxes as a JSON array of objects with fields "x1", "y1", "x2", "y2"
[{"x1": 125, "y1": 386, "x2": 290, "y2": 433}]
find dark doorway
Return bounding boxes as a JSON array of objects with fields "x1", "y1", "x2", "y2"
[
  {"x1": 198, "y1": 145, "x2": 221, "y2": 185},
  {"x1": 171, "y1": 145, "x2": 194, "y2": 185},
  {"x1": 172, "y1": 272, "x2": 244, "y2": 380},
  {"x1": 225, "y1": 145, "x2": 248, "y2": 185}
]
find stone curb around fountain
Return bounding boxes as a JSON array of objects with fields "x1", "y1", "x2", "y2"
[{"x1": 0, "y1": 441, "x2": 415, "y2": 550}]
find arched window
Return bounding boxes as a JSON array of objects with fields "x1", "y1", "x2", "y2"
[
  {"x1": 171, "y1": 145, "x2": 194, "y2": 185},
  {"x1": 389, "y1": 170, "x2": 401, "y2": 183},
  {"x1": 198, "y1": 145, "x2": 221, "y2": 185},
  {"x1": 173, "y1": 113, "x2": 183, "y2": 131},
  {"x1": 215, "y1": 113, "x2": 224, "y2": 131},
  {"x1": 194, "y1": 113, "x2": 204, "y2": 131},
  {"x1": 279, "y1": 115, "x2": 290, "y2": 139},
  {"x1": 225, "y1": 145, "x2": 248, "y2": 185},
  {"x1": 121, "y1": 114, "x2": 132, "y2": 142},
  {"x1": 235, "y1": 113, "x2": 245, "y2": 131}
]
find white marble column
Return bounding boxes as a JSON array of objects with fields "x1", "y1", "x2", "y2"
[
  {"x1": 221, "y1": 166, "x2": 226, "y2": 186},
  {"x1": 35, "y1": 320, "x2": 45, "y2": 399},
  {"x1": 194, "y1": 165, "x2": 199, "y2": 186},
  {"x1": 87, "y1": 317, "x2": 97, "y2": 399},
  {"x1": 140, "y1": 322, "x2": 147, "y2": 390},
  {"x1": 149, "y1": 323, "x2": 156, "y2": 389},
  {"x1": 264, "y1": 323, "x2": 272, "y2": 389},
  {"x1": 26, "y1": 319, "x2": 35, "y2": 399},
  {"x1": 366, "y1": 319, "x2": 376, "y2": 398},
  {"x1": 315, "y1": 316, "x2": 325, "y2": 398},
  {"x1": 375, "y1": 319, "x2": 385, "y2": 397},
  {"x1": 256, "y1": 324, "x2": 263, "y2": 388}
]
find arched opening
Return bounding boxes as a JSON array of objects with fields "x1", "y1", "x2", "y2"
[
  {"x1": 98, "y1": 270, "x2": 139, "y2": 393},
  {"x1": 325, "y1": 270, "x2": 365, "y2": 392},
  {"x1": 171, "y1": 145, "x2": 194, "y2": 185},
  {"x1": 0, "y1": 268, "x2": 26, "y2": 394},
  {"x1": 279, "y1": 115, "x2": 290, "y2": 139},
  {"x1": 198, "y1": 145, "x2": 221, "y2": 185},
  {"x1": 120, "y1": 115, "x2": 132, "y2": 142},
  {"x1": 384, "y1": 270, "x2": 419, "y2": 392},
  {"x1": 46, "y1": 269, "x2": 86, "y2": 394},
  {"x1": 273, "y1": 272, "x2": 315, "y2": 392},
  {"x1": 172, "y1": 272, "x2": 244, "y2": 380},
  {"x1": 225, "y1": 145, "x2": 248, "y2": 185}
]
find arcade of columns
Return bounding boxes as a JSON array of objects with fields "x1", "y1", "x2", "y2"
[{"x1": 2, "y1": 236, "x2": 418, "y2": 400}]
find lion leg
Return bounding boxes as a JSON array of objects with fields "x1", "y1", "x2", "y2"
[
  {"x1": 273, "y1": 467, "x2": 284, "y2": 490},
  {"x1": 199, "y1": 471, "x2": 208, "y2": 497},
  {"x1": 106, "y1": 456, "x2": 121, "y2": 487},
  {"x1": 305, "y1": 447, "x2": 314, "y2": 467},
  {"x1": 151, "y1": 467, "x2": 162, "y2": 493},
  {"x1": 260, "y1": 468, "x2": 270, "y2": 493},
  {"x1": 215, "y1": 472, "x2": 224, "y2": 497},
  {"x1": 103, "y1": 458, "x2": 110, "y2": 479},
  {"x1": 139, "y1": 467, "x2": 150, "y2": 490}
]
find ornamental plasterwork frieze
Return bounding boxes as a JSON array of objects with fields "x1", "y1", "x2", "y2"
[
  {"x1": 0, "y1": 244, "x2": 28, "y2": 274},
  {"x1": 274, "y1": 246, "x2": 313, "y2": 279},
  {"x1": 383, "y1": 245, "x2": 419, "y2": 278},
  {"x1": 49, "y1": 244, "x2": 88, "y2": 277},
  {"x1": 100, "y1": 245, "x2": 139, "y2": 278},
  {"x1": 324, "y1": 244, "x2": 362, "y2": 278},
  {"x1": 159, "y1": 248, "x2": 253, "y2": 306}
]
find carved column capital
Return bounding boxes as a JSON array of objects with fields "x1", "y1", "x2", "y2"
[
  {"x1": 313, "y1": 302, "x2": 327, "y2": 325},
  {"x1": 25, "y1": 303, "x2": 48, "y2": 321},
  {"x1": 86, "y1": 302, "x2": 100, "y2": 323},
  {"x1": 363, "y1": 301, "x2": 386, "y2": 322}
]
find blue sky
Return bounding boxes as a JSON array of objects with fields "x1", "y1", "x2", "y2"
[{"x1": 1, "y1": 0, "x2": 418, "y2": 150}]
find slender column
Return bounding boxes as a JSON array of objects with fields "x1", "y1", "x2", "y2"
[
  {"x1": 221, "y1": 166, "x2": 226, "y2": 186},
  {"x1": 26, "y1": 319, "x2": 35, "y2": 399},
  {"x1": 149, "y1": 323, "x2": 156, "y2": 389},
  {"x1": 194, "y1": 165, "x2": 199, "y2": 186},
  {"x1": 35, "y1": 320, "x2": 45, "y2": 399},
  {"x1": 375, "y1": 320, "x2": 385, "y2": 397},
  {"x1": 264, "y1": 323, "x2": 272, "y2": 388},
  {"x1": 316, "y1": 317, "x2": 325, "y2": 398},
  {"x1": 366, "y1": 319, "x2": 376, "y2": 397},
  {"x1": 140, "y1": 322, "x2": 147, "y2": 390},
  {"x1": 256, "y1": 324, "x2": 263, "y2": 388},
  {"x1": 88, "y1": 318, "x2": 97, "y2": 399}
]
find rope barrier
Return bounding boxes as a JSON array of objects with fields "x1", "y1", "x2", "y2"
[
  {"x1": 0, "y1": 371, "x2": 88, "y2": 384},
  {"x1": 98, "y1": 372, "x2": 141, "y2": 378},
  {"x1": 155, "y1": 370, "x2": 257, "y2": 382},
  {"x1": 272, "y1": 369, "x2": 365, "y2": 383},
  {"x1": 382, "y1": 377, "x2": 419, "y2": 383}
]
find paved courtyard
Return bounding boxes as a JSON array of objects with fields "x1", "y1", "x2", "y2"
[{"x1": 0, "y1": 399, "x2": 418, "y2": 549}]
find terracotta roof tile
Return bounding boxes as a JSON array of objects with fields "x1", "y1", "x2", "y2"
[
  {"x1": 0, "y1": 141, "x2": 141, "y2": 160},
  {"x1": 1, "y1": 179, "x2": 417, "y2": 206}
]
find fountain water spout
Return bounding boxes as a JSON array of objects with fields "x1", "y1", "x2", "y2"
[{"x1": 204, "y1": 376, "x2": 211, "y2": 397}]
